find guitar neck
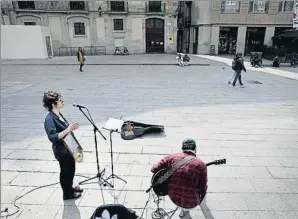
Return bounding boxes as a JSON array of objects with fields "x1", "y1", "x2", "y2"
[
  {"x1": 206, "y1": 159, "x2": 226, "y2": 166},
  {"x1": 206, "y1": 162, "x2": 213, "y2": 167}
]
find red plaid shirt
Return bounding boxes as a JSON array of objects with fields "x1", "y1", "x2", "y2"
[{"x1": 151, "y1": 151, "x2": 208, "y2": 209}]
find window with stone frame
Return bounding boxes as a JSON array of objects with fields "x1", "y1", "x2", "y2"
[
  {"x1": 278, "y1": 1, "x2": 296, "y2": 12},
  {"x1": 248, "y1": 0, "x2": 269, "y2": 13},
  {"x1": 113, "y1": 19, "x2": 124, "y2": 31},
  {"x1": 17, "y1": 1, "x2": 35, "y2": 9},
  {"x1": 148, "y1": 1, "x2": 162, "y2": 12},
  {"x1": 74, "y1": 22, "x2": 86, "y2": 35},
  {"x1": 110, "y1": 1, "x2": 125, "y2": 12},
  {"x1": 24, "y1": 22, "x2": 36, "y2": 25},
  {"x1": 70, "y1": 1, "x2": 85, "y2": 10},
  {"x1": 221, "y1": 1, "x2": 240, "y2": 13}
]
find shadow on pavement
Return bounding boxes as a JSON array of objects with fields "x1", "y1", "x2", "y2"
[{"x1": 62, "y1": 200, "x2": 81, "y2": 219}]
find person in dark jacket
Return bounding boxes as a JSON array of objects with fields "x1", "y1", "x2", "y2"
[
  {"x1": 43, "y1": 91, "x2": 83, "y2": 200},
  {"x1": 232, "y1": 53, "x2": 246, "y2": 87},
  {"x1": 77, "y1": 47, "x2": 85, "y2": 72},
  {"x1": 273, "y1": 55, "x2": 280, "y2": 67},
  {"x1": 228, "y1": 54, "x2": 238, "y2": 84}
]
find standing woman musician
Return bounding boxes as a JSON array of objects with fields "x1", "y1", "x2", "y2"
[{"x1": 43, "y1": 91, "x2": 83, "y2": 200}]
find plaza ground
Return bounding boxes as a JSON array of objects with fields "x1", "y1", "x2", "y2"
[{"x1": 1, "y1": 54, "x2": 298, "y2": 219}]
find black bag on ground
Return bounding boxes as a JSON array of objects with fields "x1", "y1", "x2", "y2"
[
  {"x1": 121, "y1": 120, "x2": 164, "y2": 140},
  {"x1": 90, "y1": 204, "x2": 138, "y2": 219}
]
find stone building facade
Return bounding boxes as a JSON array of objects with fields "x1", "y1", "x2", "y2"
[
  {"x1": 1, "y1": 1, "x2": 179, "y2": 55},
  {"x1": 2, "y1": 1, "x2": 295, "y2": 56},
  {"x1": 182, "y1": 0, "x2": 295, "y2": 55}
]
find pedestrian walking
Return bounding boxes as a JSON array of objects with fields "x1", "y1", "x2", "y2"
[
  {"x1": 77, "y1": 47, "x2": 85, "y2": 72},
  {"x1": 232, "y1": 53, "x2": 246, "y2": 87},
  {"x1": 228, "y1": 54, "x2": 238, "y2": 84}
]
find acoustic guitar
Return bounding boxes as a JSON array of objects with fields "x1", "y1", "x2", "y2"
[
  {"x1": 149, "y1": 159, "x2": 226, "y2": 197},
  {"x1": 59, "y1": 113, "x2": 84, "y2": 163}
]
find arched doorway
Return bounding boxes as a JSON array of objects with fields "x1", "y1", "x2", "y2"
[{"x1": 146, "y1": 18, "x2": 164, "y2": 53}]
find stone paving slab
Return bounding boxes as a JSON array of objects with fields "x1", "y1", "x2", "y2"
[
  {"x1": 1, "y1": 54, "x2": 212, "y2": 66},
  {"x1": 1, "y1": 57, "x2": 298, "y2": 218}
]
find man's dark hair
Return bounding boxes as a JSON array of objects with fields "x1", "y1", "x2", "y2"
[
  {"x1": 182, "y1": 138, "x2": 196, "y2": 151},
  {"x1": 42, "y1": 91, "x2": 61, "y2": 111}
]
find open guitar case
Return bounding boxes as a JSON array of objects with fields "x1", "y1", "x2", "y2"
[
  {"x1": 90, "y1": 204, "x2": 138, "y2": 219},
  {"x1": 120, "y1": 120, "x2": 164, "y2": 140}
]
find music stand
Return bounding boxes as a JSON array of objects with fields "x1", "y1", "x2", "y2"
[
  {"x1": 75, "y1": 106, "x2": 113, "y2": 188},
  {"x1": 102, "y1": 118, "x2": 127, "y2": 185}
]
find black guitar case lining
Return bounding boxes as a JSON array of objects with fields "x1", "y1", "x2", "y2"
[
  {"x1": 90, "y1": 204, "x2": 138, "y2": 219},
  {"x1": 121, "y1": 120, "x2": 164, "y2": 140}
]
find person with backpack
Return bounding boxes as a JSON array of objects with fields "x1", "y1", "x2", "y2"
[
  {"x1": 232, "y1": 53, "x2": 246, "y2": 87},
  {"x1": 228, "y1": 55, "x2": 238, "y2": 84}
]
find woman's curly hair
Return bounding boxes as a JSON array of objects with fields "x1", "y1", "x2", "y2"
[{"x1": 42, "y1": 91, "x2": 62, "y2": 111}]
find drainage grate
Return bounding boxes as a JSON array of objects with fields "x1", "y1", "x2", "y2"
[{"x1": 246, "y1": 80, "x2": 263, "y2": 84}]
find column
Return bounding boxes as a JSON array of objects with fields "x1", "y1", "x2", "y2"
[
  {"x1": 264, "y1": 27, "x2": 275, "y2": 46},
  {"x1": 89, "y1": 13, "x2": 98, "y2": 46},
  {"x1": 197, "y1": 26, "x2": 211, "y2": 55},
  {"x1": 211, "y1": 26, "x2": 219, "y2": 55},
  {"x1": 236, "y1": 26, "x2": 246, "y2": 55},
  {"x1": 189, "y1": 27, "x2": 193, "y2": 54},
  {"x1": 60, "y1": 17, "x2": 71, "y2": 47}
]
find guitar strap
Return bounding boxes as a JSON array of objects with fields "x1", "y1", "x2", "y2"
[
  {"x1": 59, "y1": 113, "x2": 69, "y2": 126},
  {"x1": 156, "y1": 155, "x2": 195, "y2": 184}
]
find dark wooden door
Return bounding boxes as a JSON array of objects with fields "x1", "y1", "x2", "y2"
[
  {"x1": 146, "y1": 18, "x2": 164, "y2": 53},
  {"x1": 193, "y1": 27, "x2": 199, "y2": 54},
  {"x1": 177, "y1": 30, "x2": 183, "y2": 53}
]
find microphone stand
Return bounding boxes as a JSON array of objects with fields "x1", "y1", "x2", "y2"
[
  {"x1": 102, "y1": 127, "x2": 127, "y2": 186},
  {"x1": 76, "y1": 106, "x2": 113, "y2": 188}
]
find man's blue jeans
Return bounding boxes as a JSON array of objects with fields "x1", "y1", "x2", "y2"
[{"x1": 232, "y1": 71, "x2": 243, "y2": 86}]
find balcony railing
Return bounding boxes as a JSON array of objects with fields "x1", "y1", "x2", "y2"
[
  {"x1": 145, "y1": 2, "x2": 165, "y2": 14},
  {"x1": 106, "y1": 1, "x2": 129, "y2": 14},
  {"x1": 12, "y1": 1, "x2": 89, "y2": 13}
]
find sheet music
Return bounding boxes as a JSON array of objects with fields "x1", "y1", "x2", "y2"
[{"x1": 104, "y1": 118, "x2": 124, "y2": 131}]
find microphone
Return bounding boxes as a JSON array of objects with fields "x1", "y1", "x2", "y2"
[{"x1": 72, "y1": 103, "x2": 86, "y2": 109}]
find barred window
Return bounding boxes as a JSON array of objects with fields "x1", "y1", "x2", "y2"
[
  {"x1": 70, "y1": 1, "x2": 85, "y2": 10},
  {"x1": 113, "y1": 19, "x2": 123, "y2": 31},
  {"x1": 74, "y1": 22, "x2": 85, "y2": 35},
  {"x1": 111, "y1": 1, "x2": 125, "y2": 11},
  {"x1": 24, "y1": 22, "x2": 36, "y2": 25},
  {"x1": 18, "y1": 1, "x2": 35, "y2": 9},
  {"x1": 148, "y1": 1, "x2": 162, "y2": 12}
]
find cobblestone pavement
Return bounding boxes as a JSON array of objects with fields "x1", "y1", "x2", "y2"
[{"x1": 1, "y1": 55, "x2": 298, "y2": 219}]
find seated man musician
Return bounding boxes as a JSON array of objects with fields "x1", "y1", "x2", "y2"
[{"x1": 151, "y1": 139, "x2": 208, "y2": 218}]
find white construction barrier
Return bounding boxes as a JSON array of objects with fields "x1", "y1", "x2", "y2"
[{"x1": 1, "y1": 25, "x2": 53, "y2": 60}]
